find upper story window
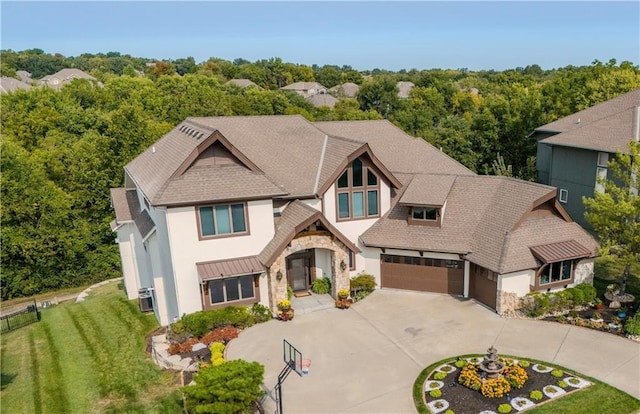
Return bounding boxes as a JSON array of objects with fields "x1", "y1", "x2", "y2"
[
  {"x1": 198, "y1": 203, "x2": 248, "y2": 238},
  {"x1": 336, "y1": 158, "x2": 380, "y2": 221},
  {"x1": 558, "y1": 189, "x2": 568, "y2": 203},
  {"x1": 597, "y1": 152, "x2": 609, "y2": 167},
  {"x1": 409, "y1": 206, "x2": 441, "y2": 226}
]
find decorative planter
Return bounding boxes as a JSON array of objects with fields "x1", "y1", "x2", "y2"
[
  {"x1": 277, "y1": 309, "x2": 295, "y2": 321},
  {"x1": 335, "y1": 298, "x2": 353, "y2": 309}
]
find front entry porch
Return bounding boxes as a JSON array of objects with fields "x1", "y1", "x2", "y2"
[{"x1": 290, "y1": 292, "x2": 335, "y2": 314}]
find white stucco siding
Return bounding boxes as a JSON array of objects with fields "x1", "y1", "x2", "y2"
[
  {"x1": 165, "y1": 199, "x2": 275, "y2": 317},
  {"x1": 499, "y1": 269, "x2": 534, "y2": 297},
  {"x1": 115, "y1": 224, "x2": 139, "y2": 300},
  {"x1": 315, "y1": 249, "x2": 332, "y2": 279},
  {"x1": 301, "y1": 198, "x2": 322, "y2": 212}
]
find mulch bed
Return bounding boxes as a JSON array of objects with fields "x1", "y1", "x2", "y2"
[
  {"x1": 542, "y1": 305, "x2": 636, "y2": 337},
  {"x1": 424, "y1": 360, "x2": 589, "y2": 414}
]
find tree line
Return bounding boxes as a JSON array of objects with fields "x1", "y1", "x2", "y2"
[{"x1": 1, "y1": 49, "x2": 639, "y2": 300}]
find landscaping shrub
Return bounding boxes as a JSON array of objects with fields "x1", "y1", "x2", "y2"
[
  {"x1": 551, "y1": 290, "x2": 573, "y2": 312},
  {"x1": 558, "y1": 380, "x2": 568, "y2": 388},
  {"x1": 624, "y1": 312, "x2": 640, "y2": 336},
  {"x1": 454, "y1": 360, "x2": 466, "y2": 368},
  {"x1": 575, "y1": 283, "x2": 597, "y2": 304},
  {"x1": 567, "y1": 287, "x2": 585, "y2": 307},
  {"x1": 530, "y1": 390, "x2": 543, "y2": 401},
  {"x1": 177, "y1": 306, "x2": 254, "y2": 338},
  {"x1": 250, "y1": 303, "x2": 272, "y2": 323},
  {"x1": 287, "y1": 285, "x2": 293, "y2": 300},
  {"x1": 182, "y1": 360, "x2": 264, "y2": 413},
  {"x1": 433, "y1": 372, "x2": 447, "y2": 380},
  {"x1": 311, "y1": 277, "x2": 331, "y2": 294},
  {"x1": 444, "y1": 410, "x2": 455, "y2": 414},
  {"x1": 518, "y1": 360, "x2": 530, "y2": 368},
  {"x1": 350, "y1": 273, "x2": 376, "y2": 293},
  {"x1": 551, "y1": 369, "x2": 564, "y2": 378},
  {"x1": 200, "y1": 326, "x2": 239, "y2": 345},
  {"x1": 480, "y1": 377, "x2": 511, "y2": 398},
  {"x1": 498, "y1": 403, "x2": 512, "y2": 413},
  {"x1": 524, "y1": 292, "x2": 550, "y2": 317},
  {"x1": 429, "y1": 389, "x2": 442, "y2": 398}
]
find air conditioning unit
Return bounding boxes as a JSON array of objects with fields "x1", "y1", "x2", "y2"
[{"x1": 138, "y1": 288, "x2": 154, "y2": 312}]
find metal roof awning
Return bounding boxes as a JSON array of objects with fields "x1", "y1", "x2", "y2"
[
  {"x1": 530, "y1": 240, "x2": 591, "y2": 264},
  {"x1": 196, "y1": 256, "x2": 264, "y2": 281}
]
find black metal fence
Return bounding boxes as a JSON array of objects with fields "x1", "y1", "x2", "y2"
[{"x1": 1, "y1": 299, "x2": 40, "y2": 333}]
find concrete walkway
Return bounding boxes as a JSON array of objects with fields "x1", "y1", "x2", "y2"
[{"x1": 226, "y1": 289, "x2": 640, "y2": 414}]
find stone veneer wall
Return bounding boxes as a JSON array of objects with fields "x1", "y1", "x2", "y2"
[
  {"x1": 267, "y1": 234, "x2": 350, "y2": 313},
  {"x1": 497, "y1": 258, "x2": 596, "y2": 317}
]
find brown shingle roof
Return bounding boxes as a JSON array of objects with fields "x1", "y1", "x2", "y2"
[
  {"x1": 500, "y1": 217, "x2": 598, "y2": 273},
  {"x1": 361, "y1": 175, "x2": 595, "y2": 273},
  {"x1": 226, "y1": 79, "x2": 259, "y2": 88},
  {"x1": 306, "y1": 93, "x2": 338, "y2": 108},
  {"x1": 0, "y1": 77, "x2": 32, "y2": 93},
  {"x1": 536, "y1": 89, "x2": 640, "y2": 154},
  {"x1": 196, "y1": 256, "x2": 264, "y2": 280},
  {"x1": 110, "y1": 188, "x2": 155, "y2": 238},
  {"x1": 399, "y1": 174, "x2": 456, "y2": 206},
  {"x1": 314, "y1": 120, "x2": 475, "y2": 176}
]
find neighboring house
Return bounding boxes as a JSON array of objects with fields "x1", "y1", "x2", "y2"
[
  {"x1": 226, "y1": 79, "x2": 260, "y2": 89},
  {"x1": 532, "y1": 88, "x2": 640, "y2": 229},
  {"x1": 281, "y1": 82, "x2": 327, "y2": 98},
  {"x1": 397, "y1": 81, "x2": 415, "y2": 98},
  {"x1": 112, "y1": 115, "x2": 598, "y2": 326},
  {"x1": 306, "y1": 93, "x2": 338, "y2": 108},
  {"x1": 328, "y1": 82, "x2": 360, "y2": 98},
  {"x1": 38, "y1": 68, "x2": 96, "y2": 90},
  {"x1": 0, "y1": 76, "x2": 32, "y2": 94},
  {"x1": 16, "y1": 70, "x2": 33, "y2": 83}
]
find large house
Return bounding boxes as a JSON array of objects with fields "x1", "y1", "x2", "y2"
[
  {"x1": 532, "y1": 89, "x2": 640, "y2": 229},
  {"x1": 38, "y1": 68, "x2": 96, "y2": 90},
  {"x1": 111, "y1": 116, "x2": 598, "y2": 326},
  {"x1": 281, "y1": 82, "x2": 327, "y2": 98}
]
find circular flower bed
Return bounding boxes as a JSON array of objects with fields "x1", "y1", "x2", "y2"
[{"x1": 416, "y1": 355, "x2": 593, "y2": 413}]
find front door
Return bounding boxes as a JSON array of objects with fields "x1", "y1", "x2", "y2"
[{"x1": 286, "y1": 251, "x2": 313, "y2": 292}]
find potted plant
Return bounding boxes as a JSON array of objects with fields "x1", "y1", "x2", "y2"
[
  {"x1": 594, "y1": 297, "x2": 603, "y2": 310},
  {"x1": 277, "y1": 299, "x2": 294, "y2": 321},
  {"x1": 335, "y1": 289, "x2": 353, "y2": 309},
  {"x1": 618, "y1": 306, "x2": 627, "y2": 319}
]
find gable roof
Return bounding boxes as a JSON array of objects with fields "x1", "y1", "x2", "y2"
[
  {"x1": 314, "y1": 120, "x2": 475, "y2": 176},
  {"x1": 397, "y1": 81, "x2": 415, "y2": 98},
  {"x1": 328, "y1": 82, "x2": 359, "y2": 98},
  {"x1": 281, "y1": 82, "x2": 326, "y2": 91},
  {"x1": 258, "y1": 200, "x2": 359, "y2": 267},
  {"x1": 361, "y1": 174, "x2": 597, "y2": 273},
  {"x1": 306, "y1": 93, "x2": 338, "y2": 108},
  {"x1": 535, "y1": 88, "x2": 640, "y2": 153},
  {"x1": 40, "y1": 68, "x2": 95, "y2": 82},
  {"x1": 226, "y1": 79, "x2": 259, "y2": 88},
  {"x1": 125, "y1": 116, "x2": 477, "y2": 208},
  {"x1": 399, "y1": 174, "x2": 456, "y2": 206},
  {"x1": 0, "y1": 77, "x2": 32, "y2": 94}
]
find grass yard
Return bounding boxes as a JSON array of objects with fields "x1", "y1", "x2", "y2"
[{"x1": 0, "y1": 282, "x2": 183, "y2": 413}]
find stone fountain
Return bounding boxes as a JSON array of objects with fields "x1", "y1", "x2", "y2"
[
  {"x1": 478, "y1": 346, "x2": 505, "y2": 379},
  {"x1": 605, "y1": 265, "x2": 636, "y2": 309}
]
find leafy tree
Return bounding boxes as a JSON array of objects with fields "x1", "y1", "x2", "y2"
[
  {"x1": 315, "y1": 65, "x2": 342, "y2": 88},
  {"x1": 357, "y1": 76, "x2": 400, "y2": 117},
  {"x1": 173, "y1": 56, "x2": 197, "y2": 76},
  {"x1": 182, "y1": 360, "x2": 264, "y2": 414},
  {"x1": 584, "y1": 141, "x2": 640, "y2": 271}
]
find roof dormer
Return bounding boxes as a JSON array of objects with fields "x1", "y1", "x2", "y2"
[{"x1": 399, "y1": 174, "x2": 456, "y2": 227}]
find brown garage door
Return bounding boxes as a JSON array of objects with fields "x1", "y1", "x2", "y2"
[
  {"x1": 381, "y1": 255, "x2": 464, "y2": 295},
  {"x1": 469, "y1": 265, "x2": 497, "y2": 309}
]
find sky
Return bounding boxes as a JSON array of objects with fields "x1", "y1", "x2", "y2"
[{"x1": 1, "y1": 1, "x2": 639, "y2": 71}]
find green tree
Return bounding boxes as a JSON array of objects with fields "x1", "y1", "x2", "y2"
[
  {"x1": 584, "y1": 141, "x2": 640, "y2": 270},
  {"x1": 357, "y1": 76, "x2": 400, "y2": 117},
  {"x1": 182, "y1": 360, "x2": 264, "y2": 414},
  {"x1": 315, "y1": 65, "x2": 342, "y2": 88}
]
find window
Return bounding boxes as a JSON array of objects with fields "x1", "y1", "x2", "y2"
[
  {"x1": 558, "y1": 189, "x2": 568, "y2": 203},
  {"x1": 198, "y1": 203, "x2": 247, "y2": 238},
  {"x1": 595, "y1": 167, "x2": 607, "y2": 193},
  {"x1": 539, "y1": 260, "x2": 573, "y2": 285},
  {"x1": 412, "y1": 207, "x2": 439, "y2": 221},
  {"x1": 597, "y1": 152, "x2": 609, "y2": 167},
  {"x1": 336, "y1": 158, "x2": 380, "y2": 220},
  {"x1": 209, "y1": 275, "x2": 255, "y2": 304}
]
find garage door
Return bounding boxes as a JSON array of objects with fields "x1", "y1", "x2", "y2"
[
  {"x1": 469, "y1": 265, "x2": 497, "y2": 309},
  {"x1": 381, "y1": 255, "x2": 464, "y2": 295}
]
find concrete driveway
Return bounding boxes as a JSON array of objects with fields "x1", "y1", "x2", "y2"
[{"x1": 226, "y1": 289, "x2": 640, "y2": 413}]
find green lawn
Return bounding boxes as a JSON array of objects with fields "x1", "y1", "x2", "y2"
[{"x1": 1, "y1": 282, "x2": 183, "y2": 413}]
